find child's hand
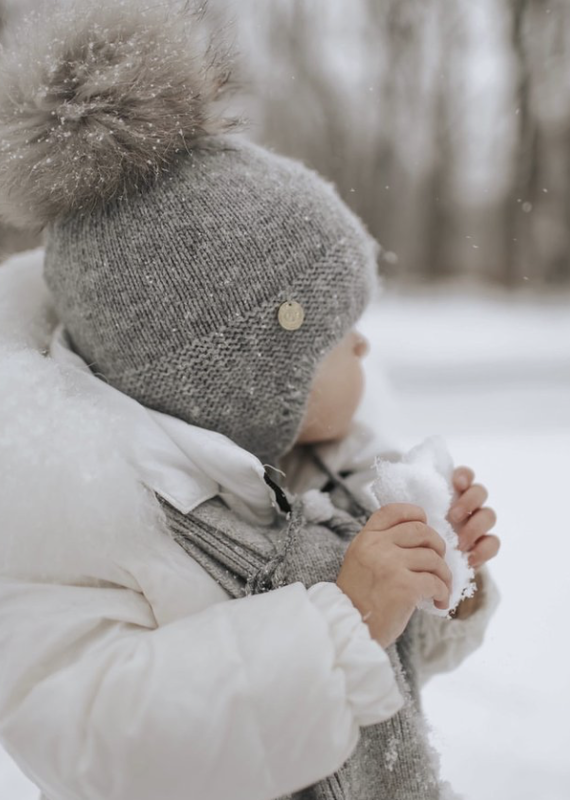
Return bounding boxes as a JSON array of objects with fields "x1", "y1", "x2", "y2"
[
  {"x1": 448, "y1": 466, "x2": 501, "y2": 570},
  {"x1": 336, "y1": 504, "x2": 452, "y2": 649}
]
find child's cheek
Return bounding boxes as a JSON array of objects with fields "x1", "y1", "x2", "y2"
[{"x1": 339, "y1": 358, "x2": 366, "y2": 429}]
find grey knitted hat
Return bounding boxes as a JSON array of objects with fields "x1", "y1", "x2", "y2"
[{"x1": 0, "y1": 1, "x2": 378, "y2": 465}]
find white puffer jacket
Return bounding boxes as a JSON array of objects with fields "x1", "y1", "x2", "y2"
[{"x1": 0, "y1": 252, "x2": 499, "y2": 800}]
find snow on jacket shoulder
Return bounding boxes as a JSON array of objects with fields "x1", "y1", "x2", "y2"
[{"x1": 0, "y1": 253, "x2": 403, "y2": 800}]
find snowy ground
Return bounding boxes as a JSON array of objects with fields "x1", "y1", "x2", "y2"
[{"x1": 1, "y1": 269, "x2": 569, "y2": 799}]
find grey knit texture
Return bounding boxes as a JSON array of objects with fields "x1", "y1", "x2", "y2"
[
  {"x1": 163, "y1": 487, "x2": 445, "y2": 800},
  {"x1": 44, "y1": 137, "x2": 378, "y2": 465}
]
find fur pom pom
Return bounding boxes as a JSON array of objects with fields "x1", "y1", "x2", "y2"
[{"x1": 0, "y1": 0, "x2": 239, "y2": 229}]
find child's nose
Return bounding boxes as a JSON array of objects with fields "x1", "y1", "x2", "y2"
[{"x1": 353, "y1": 331, "x2": 370, "y2": 358}]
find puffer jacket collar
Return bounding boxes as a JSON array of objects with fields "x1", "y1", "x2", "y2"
[{"x1": 50, "y1": 324, "x2": 279, "y2": 525}]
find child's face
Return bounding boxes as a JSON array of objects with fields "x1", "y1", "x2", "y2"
[{"x1": 296, "y1": 329, "x2": 369, "y2": 446}]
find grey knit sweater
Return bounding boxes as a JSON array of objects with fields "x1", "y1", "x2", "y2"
[{"x1": 162, "y1": 481, "x2": 445, "y2": 800}]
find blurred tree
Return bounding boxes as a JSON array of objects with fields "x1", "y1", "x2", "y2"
[
  {"x1": 219, "y1": 0, "x2": 570, "y2": 287},
  {"x1": 517, "y1": 0, "x2": 570, "y2": 284}
]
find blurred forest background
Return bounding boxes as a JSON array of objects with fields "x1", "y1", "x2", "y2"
[{"x1": 2, "y1": 0, "x2": 570, "y2": 288}]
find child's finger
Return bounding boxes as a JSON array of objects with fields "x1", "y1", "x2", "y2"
[
  {"x1": 453, "y1": 466, "x2": 475, "y2": 493},
  {"x1": 366, "y1": 503, "x2": 427, "y2": 532},
  {"x1": 468, "y1": 534, "x2": 501, "y2": 569},
  {"x1": 456, "y1": 507, "x2": 497, "y2": 552},
  {"x1": 392, "y1": 522, "x2": 447, "y2": 558},
  {"x1": 449, "y1": 483, "x2": 488, "y2": 524}
]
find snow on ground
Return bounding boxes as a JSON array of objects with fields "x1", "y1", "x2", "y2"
[{"x1": 1, "y1": 266, "x2": 569, "y2": 799}]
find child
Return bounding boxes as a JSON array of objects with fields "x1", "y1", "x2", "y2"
[{"x1": 0, "y1": 3, "x2": 500, "y2": 799}]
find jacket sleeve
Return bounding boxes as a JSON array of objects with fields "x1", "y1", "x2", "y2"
[
  {"x1": 414, "y1": 565, "x2": 501, "y2": 687},
  {"x1": 0, "y1": 576, "x2": 402, "y2": 800}
]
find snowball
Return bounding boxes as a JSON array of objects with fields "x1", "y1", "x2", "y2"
[{"x1": 371, "y1": 436, "x2": 475, "y2": 617}]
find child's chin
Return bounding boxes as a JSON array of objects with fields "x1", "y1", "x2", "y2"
[{"x1": 323, "y1": 421, "x2": 353, "y2": 445}]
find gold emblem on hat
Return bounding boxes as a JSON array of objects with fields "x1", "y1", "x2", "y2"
[{"x1": 278, "y1": 301, "x2": 305, "y2": 331}]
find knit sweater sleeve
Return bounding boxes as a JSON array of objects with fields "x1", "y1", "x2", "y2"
[{"x1": 414, "y1": 565, "x2": 501, "y2": 686}]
